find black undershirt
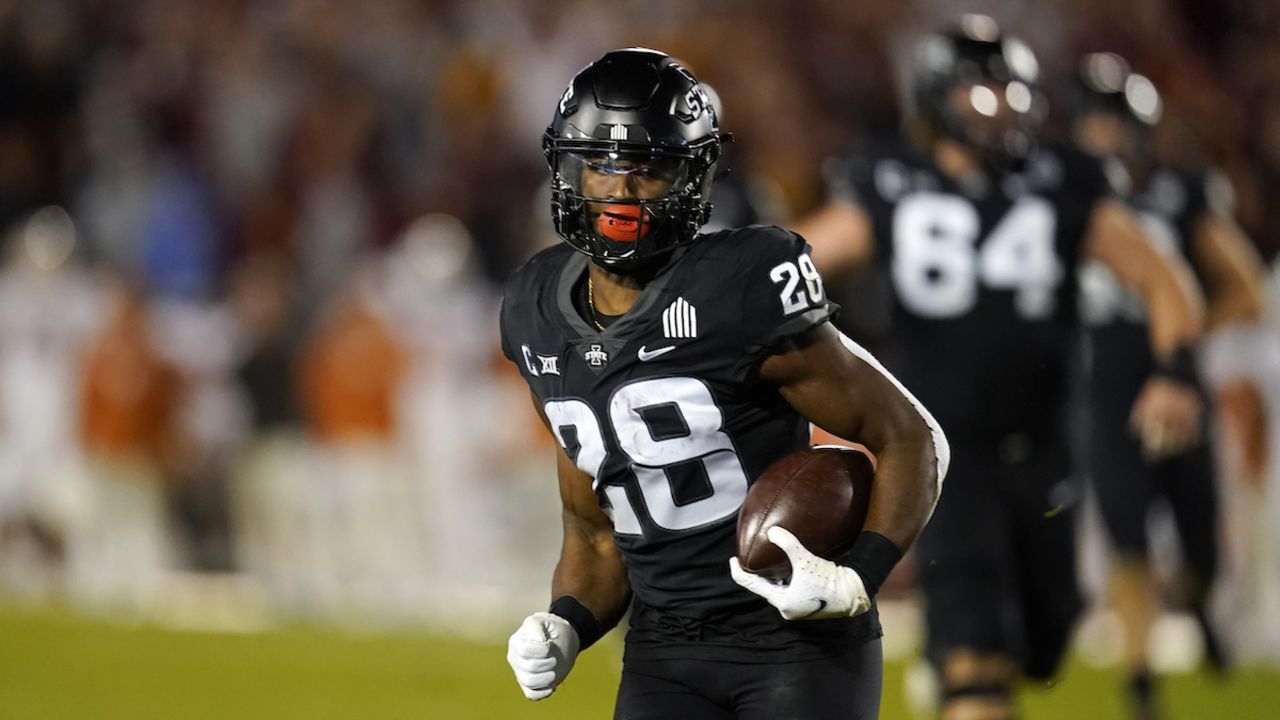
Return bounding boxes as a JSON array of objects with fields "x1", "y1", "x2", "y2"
[{"x1": 574, "y1": 274, "x2": 622, "y2": 330}]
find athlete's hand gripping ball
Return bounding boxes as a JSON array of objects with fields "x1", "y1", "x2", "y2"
[{"x1": 729, "y1": 526, "x2": 872, "y2": 621}]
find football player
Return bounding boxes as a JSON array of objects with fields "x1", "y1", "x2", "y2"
[
  {"x1": 795, "y1": 17, "x2": 1206, "y2": 720},
  {"x1": 501, "y1": 48, "x2": 949, "y2": 718},
  {"x1": 1072, "y1": 52, "x2": 1269, "y2": 719}
]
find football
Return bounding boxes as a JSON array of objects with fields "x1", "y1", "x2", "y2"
[{"x1": 736, "y1": 445, "x2": 875, "y2": 581}]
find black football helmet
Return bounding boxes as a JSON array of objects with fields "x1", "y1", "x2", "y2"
[
  {"x1": 1072, "y1": 53, "x2": 1162, "y2": 179},
  {"x1": 1074, "y1": 52, "x2": 1162, "y2": 127},
  {"x1": 912, "y1": 15, "x2": 1047, "y2": 167},
  {"x1": 543, "y1": 48, "x2": 729, "y2": 271}
]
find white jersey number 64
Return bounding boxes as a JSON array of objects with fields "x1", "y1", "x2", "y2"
[{"x1": 892, "y1": 191, "x2": 1062, "y2": 320}]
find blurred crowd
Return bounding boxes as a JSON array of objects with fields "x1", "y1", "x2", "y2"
[{"x1": 0, "y1": 0, "x2": 1279, "y2": 655}]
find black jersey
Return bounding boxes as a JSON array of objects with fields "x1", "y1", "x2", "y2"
[
  {"x1": 1080, "y1": 168, "x2": 1215, "y2": 396},
  {"x1": 838, "y1": 141, "x2": 1113, "y2": 440},
  {"x1": 500, "y1": 226, "x2": 880, "y2": 661}
]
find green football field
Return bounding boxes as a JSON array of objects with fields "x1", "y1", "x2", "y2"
[{"x1": 0, "y1": 602, "x2": 1275, "y2": 719}]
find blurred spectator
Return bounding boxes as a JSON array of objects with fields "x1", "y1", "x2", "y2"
[
  {"x1": 73, "y1": 273, "x2": 179, "y2": 610},
  {"x1": 298, "y1": 273, "x2": 405, "y2": 444},
  {"x1": 0, "y1": 206, "x2": 100, "y2": 594},
  {"x1": 151, "y1": 293, "x2": 247, "y2": 572},
  {"x1": 286, "y1": 265, "x2": 410, "y2": 618},
  {"x1": 226, "y1": 251, "x2": 309, "y2": 610}
]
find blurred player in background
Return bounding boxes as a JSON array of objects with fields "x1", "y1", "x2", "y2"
[
  {"x1": 500, "y1": 48, "x2": 948, "y2": 718},
  {"x1": 1072, "y1": 51, "x2": 1270, "y2": 720},
  {"x1": 696, "y1": 82, "x2": 778, "y2": 234},
  {"x1": 797, "y1": 16, "x2": 1206, "y2": 720}
]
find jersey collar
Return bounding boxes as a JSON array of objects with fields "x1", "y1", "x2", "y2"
[{"x1": 556, "y1": 250, "x2": 681, "y2": 339}]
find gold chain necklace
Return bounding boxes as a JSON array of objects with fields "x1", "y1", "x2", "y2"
[{"x1": 586, "y1": 275, "x2": 606, "y2": 331}]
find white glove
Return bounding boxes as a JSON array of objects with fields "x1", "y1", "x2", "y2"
[
  {"x1": 506, "y1": 612, "x2": 581, "y2": 700},
  {"x1": 729, "y1": 526, "x2": 872, "y2": 621}
]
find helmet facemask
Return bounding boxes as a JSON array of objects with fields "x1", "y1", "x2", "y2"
[
  {"x1": 938, "y1": 79, "x2": 1045, "y2": 171},
  {"x1": 545, "y1": 137, "x2": 721, "y2": 271}
]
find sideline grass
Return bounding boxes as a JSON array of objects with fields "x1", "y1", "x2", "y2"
[
  {"x1": 0, "y1": 603, "x2": 1274, "y2": 718},
  {"x1": 0, "y1": 603, "x2": 618, "y2": 720}
]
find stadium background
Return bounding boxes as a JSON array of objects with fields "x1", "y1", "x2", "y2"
[{"x1": 0, "y1": 0, "x2": 1279, "y2": 717}]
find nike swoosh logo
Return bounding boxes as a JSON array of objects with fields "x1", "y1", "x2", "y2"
[
  {"x1": 637, "y1": 345, "x2": 676, "y2": 361},
  {"x1": 798, "y1": 598, "x2": 828, "y2": 619}
]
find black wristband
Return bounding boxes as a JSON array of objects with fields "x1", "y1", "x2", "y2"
[
  {"x1": 548, "y1": 596, "x2": 606, "y2": 649},
  {"x1": 845, "y1": 531, "x2": 903, "y2": 596},
  {"x1": 1154, "y1": 345, "x2": 1199, "y2": 387}
]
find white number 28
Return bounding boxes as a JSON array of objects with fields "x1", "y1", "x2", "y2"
[
  {"x1": 542, "y1": 377, "x2": 749, "y2": 535},
  {"x1": 770, "y1": 254, "x2": 825, "y2": 315}
]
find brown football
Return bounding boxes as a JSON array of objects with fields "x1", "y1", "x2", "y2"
[{"x1": 736, "y1": 445, "x2": 875, "y2": 582}]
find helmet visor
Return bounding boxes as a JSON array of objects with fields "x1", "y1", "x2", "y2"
[{"x1": 558, "y1": 151, "x2": 690, "y2": 201}]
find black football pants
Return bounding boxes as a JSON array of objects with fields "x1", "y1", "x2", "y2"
[
  {"x1": 1088, "y1": 385, "x2": 1219, "y2": 585},
  {"x1": 614, "y1": 638, "x2": 882, "y2": 720},
  {"x1": 915, "y1": 433, "x2": 1083, "y2": 680}
]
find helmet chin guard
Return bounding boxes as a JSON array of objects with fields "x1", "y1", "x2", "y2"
[{"x1": 544, "y1": 48, "x2": 730, "y2": 272}]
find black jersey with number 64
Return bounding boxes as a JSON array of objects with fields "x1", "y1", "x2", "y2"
[
  {"x1": 837, "y1": 142, "x2": 1113, "y2": 441},
  {"x1": 500, "y1": 226, "x2": 880, "y2": 662}
]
